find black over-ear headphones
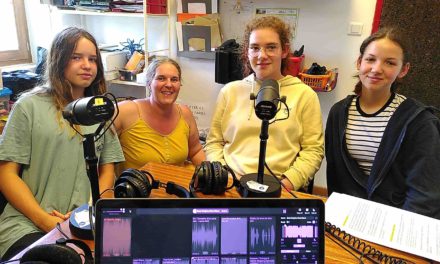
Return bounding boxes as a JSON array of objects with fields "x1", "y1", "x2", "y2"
[
  {"x1": 114, "y1": 168, "x2": 191, "y2": 198},
  {"x1": 20, "y1": 238, "x2": 93, "y2": 264},
  {"x1": 190, "y1": 161, "x2": 239, "y2": 197}
]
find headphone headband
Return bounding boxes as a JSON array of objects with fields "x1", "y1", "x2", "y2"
[
  {"x1": 190, "y1": 161, "x2": 238, "y2": 197},
  {"x1": 115, "y1": 169, "x2": 191, "y2": 198}
]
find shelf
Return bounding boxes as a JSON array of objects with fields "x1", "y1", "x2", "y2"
[
  {"x1": 110, "y1": 79, "x2": 145, "y2": 87},
  {"x1": 178, "y1": 51, "x2": 215, "y2": 60},
  {"x1": 55, "y1": 8, "x2": 169, "y2": 18},
  {"x1": 56, "y1": 9, "x2": 144, "y2": 18}
]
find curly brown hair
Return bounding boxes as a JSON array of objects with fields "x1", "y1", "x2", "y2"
[
  {"x1": 240, "y1": 16, "x2": 292, "y2": 77},
  {"x1": 354, "y1": 27, "x2": 410, "y2": 95}
]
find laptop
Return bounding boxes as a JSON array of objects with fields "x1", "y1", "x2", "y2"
[{"x1": 94, "y1": 198, "x2": 325, "y2": 264}]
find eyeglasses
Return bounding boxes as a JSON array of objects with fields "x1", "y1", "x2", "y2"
[
  {"x1": 154, "y1": 76, "x2": 180, "y2": 84},
  {"x1": 248, "y1": 44, "x2": 280, "y2": 57}
]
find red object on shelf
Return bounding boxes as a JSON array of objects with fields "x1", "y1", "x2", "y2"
[
  {"x1": 147, "y1": 0, "x2": 166, "y2": 4},
  {"x1": 146, "y1": 0, "x2": 167, "y2": 14},
  {"x1": 283, "y1": 54, "x2": 305, "y2": 77},
  {"x1": 147, "y1": 5, "x2": 166, "y2": 14}
]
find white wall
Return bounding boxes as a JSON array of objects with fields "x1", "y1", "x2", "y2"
[
  {"x1": 24, "y1": 0, "x2": 377, "y2": 189},
  {"x1": 176, "y1": 0, "x2": 377, "y2": 189}
]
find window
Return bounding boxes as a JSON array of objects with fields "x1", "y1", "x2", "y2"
[{"x1": 0, "y1": 0, "x2": 31, "y2": 66}]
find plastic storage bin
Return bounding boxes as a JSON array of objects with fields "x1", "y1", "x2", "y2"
[{"x1": 299, "y1": 69, "x2": 332, "y2": 92}]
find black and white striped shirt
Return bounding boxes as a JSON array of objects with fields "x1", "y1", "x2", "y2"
[{"x1": 345, "y1": 93, "x2": 406, "y2": 176}]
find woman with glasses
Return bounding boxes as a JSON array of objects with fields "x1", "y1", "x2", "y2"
[
  {"x1": 114, "y1": 58, "x2": 206, "y2": 173},
  {"x1": 204, "y1": 16, "x2": 324, "y2": 191}
]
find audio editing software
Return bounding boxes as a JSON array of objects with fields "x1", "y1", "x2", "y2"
[{"x1": 98, "y1": 206, "x2": 322, "y2": 264}]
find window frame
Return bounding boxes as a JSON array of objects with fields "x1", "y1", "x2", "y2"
[{"x1": 0, "y1": 0, "x2": 31, "y2": 67}]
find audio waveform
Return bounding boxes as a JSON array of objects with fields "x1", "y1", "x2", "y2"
[
  {"x1": 282, "y1": 225, "x2": 315, "y2": 238},
  {"x1": 249, "y1": 217, "x2": 275, "y2": 254},
  {"x1": 221, "y1": 217, "x2": 247, "y2": 255},
  {"x1": 192, "y1": 217, "x2": 219, "y2": 255},
  {"x1": 221, "y1": 257, "x2": 247, "y2": 264},
  {"x1": 102, "y1": 218, "x2": 131, "y2": 257}
]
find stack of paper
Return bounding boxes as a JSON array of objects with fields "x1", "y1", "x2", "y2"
[{"x1": 325, "y1": 192, "x2": 440, "y2": 261}]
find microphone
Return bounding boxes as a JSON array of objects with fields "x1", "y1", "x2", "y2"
[
  {"x1": 62, "y1": 95, "x2": 116, "y2": 240},
  {"x1": 62, "y1": 95, "x2": 114, "y2": 126},
  {"x1": 255, "y1": 79, "x2": 280, "y2": 120},
  {"x1": 238, "y1": 79, "x2": 282, "y2": 198}
]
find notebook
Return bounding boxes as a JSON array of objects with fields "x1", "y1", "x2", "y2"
[{"x1": 94, "y1": 198, "x2": 325, "y2": 264}]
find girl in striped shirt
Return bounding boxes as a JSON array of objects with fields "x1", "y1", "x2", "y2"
[{"x1": 325, "y1": 27, "x2": 440, "y2": 219}]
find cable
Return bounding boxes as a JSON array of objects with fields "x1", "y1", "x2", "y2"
[
  {"x1": 94, "y1": 93, "x2": 119, "y2": 141},
  {"x1": 269, "y1": 98, "x2": 290, "y2": 124},
  {"x1": 56, "y1": 222, "x2": 71, "y2": 239},
  {"x1": 264, "y1": 161, "x2": 297, "y2": 198},
  {"x1": 100, "y1": 188, "x2": 114, "y2": 197},
  {"x1": 89, "y1": 205, "x2": 95, "y2": 240}
]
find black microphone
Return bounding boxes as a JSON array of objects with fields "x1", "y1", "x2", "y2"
[
  {"x1": 62, "y1": 95, "x2": 116, "y2": 240},
  {"x1": 237, "y1": 79, "x2": 282, "y2": 198},
  {"x1": 62, "y1": 95, "x2": 114, "y2": 126},
  {"x1": 255, "y1": 79, "x2": 279, "y2": 120}
]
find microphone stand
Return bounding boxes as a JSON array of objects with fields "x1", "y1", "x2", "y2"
[
  {"x1": 237, "y1": 120, "x2": 281, "y2": 197},
  {"x1": 69, "y1": 132, "x2": 100, "y2": 240},
  {"x1": 83, "y1": 133, "x2": 100, "y2": 206}
]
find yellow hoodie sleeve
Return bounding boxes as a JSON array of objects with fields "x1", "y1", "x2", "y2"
[{"x1": 282, "y1": 91, "x2": 324, "y2": 190}]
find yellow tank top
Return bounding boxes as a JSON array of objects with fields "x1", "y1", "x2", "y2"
[{"x1": 118, "y1": 102, "x2": 190, "y2": 173}]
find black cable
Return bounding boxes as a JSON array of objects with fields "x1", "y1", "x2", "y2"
[
  {"x1": 95, "y1": 93, "x2": 119, "y2": 141},
  {"x1": 56, "y1": 222, "x2": 71, "y2": 239},
  {"x1": 264, "y1": 161, "x2": 297, "y2": 198},
  {"x1": 269, "y1": 98, "x2": 290, "y2": 124},
  {"x1": 100, "y1": 188, "x2": 114, "y2": 197},
  {"x1": 89, "y1": 205, "x2": 95, "y2": 240}
]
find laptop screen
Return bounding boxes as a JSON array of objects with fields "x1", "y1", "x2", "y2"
[{"x1": 95, "y1": 198, "x2": 325, "y2": 264}]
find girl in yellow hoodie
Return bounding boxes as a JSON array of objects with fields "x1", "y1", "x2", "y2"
[{"x1": 205, "y1": 16, "x2": 324, "y2": 191}]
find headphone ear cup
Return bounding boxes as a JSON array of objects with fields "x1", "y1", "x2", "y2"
[
  {"x1": 212, "y1": 162, "x2": 226, "y2": 194},
  {"x1": 20, "y1": 243, "x2": 82, "y2": 264},
  {"x1": 64, "y1": 239, "x2": 93, "y2": 263},
  {"x1": 204, "y1": 161, "x2": 214, "y2": 194},
  {"x1": 218, "y1": 164, "x2": 229, "y2": 193},
  {"x1": 115, "y1": 169, "x2": 151, "y2": 198},
  {"x1": 131, "y1": 169, "x2": 152, "y2": 197}
]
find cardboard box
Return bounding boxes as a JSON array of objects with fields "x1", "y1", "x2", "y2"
[
  {"x1": 101, "y1": 50, "x2": 129, "y2": 72},
  {"x1": 176, "y1": 14, "x2": 222, "y2": 52}
]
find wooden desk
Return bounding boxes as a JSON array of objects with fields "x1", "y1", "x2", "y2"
[{"x1": 12, "y1": 162, "x2": 432, "y2": 264}]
